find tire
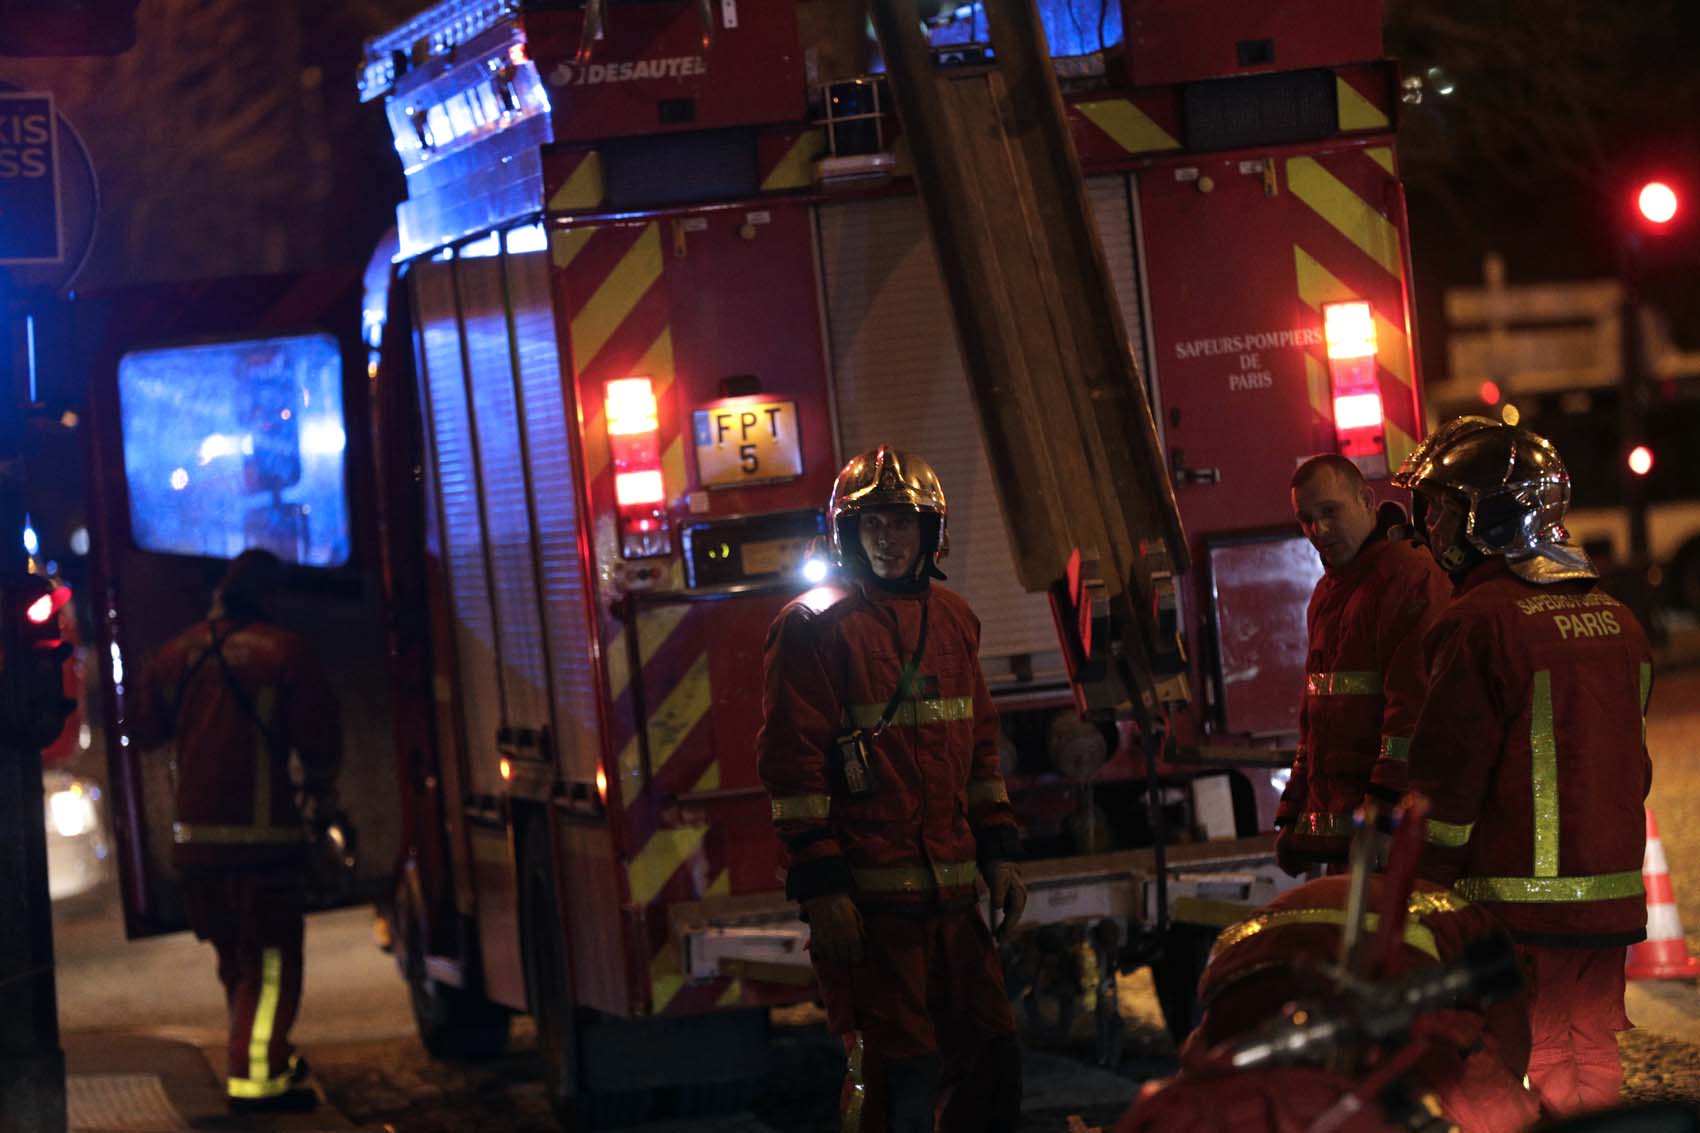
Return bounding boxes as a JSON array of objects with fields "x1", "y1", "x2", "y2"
[
  {"x1": 395, "y1": 880, "x2": 510, "y2": 1060},
  {"x1": 1151, "y1": 922, "x2": 1219, "y2": 1044}
]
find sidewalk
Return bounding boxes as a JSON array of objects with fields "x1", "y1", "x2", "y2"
[{"x1": 63, "y1": 1030, "x2": 369, "y2": 1133}]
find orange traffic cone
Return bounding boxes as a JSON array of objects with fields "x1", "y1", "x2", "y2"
[{"x1": 1626, "y1": 807, "x2": 1700, "y2": 980}]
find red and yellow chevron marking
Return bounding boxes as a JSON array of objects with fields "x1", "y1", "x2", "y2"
[
  {"x1": 758, "y1": 127, "x2": 825, "y2": 193},
  {"x1": 555, "y1": 216, "x2": 744, "y2": 1015},
  {"x1": 1071, "y1": 96, "x2": 1181, "y2": 162},
  {"x1": 1287, "y1": 148, "x2": 1421, "y2": 472}
]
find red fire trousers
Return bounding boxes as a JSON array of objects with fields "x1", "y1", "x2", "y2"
[
  {"x1": 181, "y1": 866, "x2": 306, "y2": 1100},
  {"x1": 1519, "y1": 944, "x2": 1630, "y2": 1117},
  {"x1": 813, "y1": 906, "x2": 1019, "y2": 1132}
]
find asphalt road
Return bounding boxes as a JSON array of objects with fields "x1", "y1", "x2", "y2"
[{"x1": 51, "y1": 667, "x2": 1700, "y2": 1131}]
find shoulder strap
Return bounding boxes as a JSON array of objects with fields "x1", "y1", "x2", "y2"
[
  {"x1": 179, "y1": 620, "x2": 277, "y2": 743},
  {"x1": 871, "y1": 597, "x2": 930, "y2": 736}
]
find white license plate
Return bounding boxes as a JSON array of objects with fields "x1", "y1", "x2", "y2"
[{"x1": 692, "y1": 399, "x2": 803, "y2": 489}]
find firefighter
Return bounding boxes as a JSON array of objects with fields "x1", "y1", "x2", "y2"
[
  {"x1": 1122, "y1": 875, "x2": 1541, "y2": 1133},
  {"x1": 1275, "y1": 454, "x2": 1451, "y2": 874},
  {"x1": 129, "y1": 549, "x2": 342, "y2": 1113},
  {"x1": 758, "y1": 446, "x2": 1026, "y2": 1133},
  {"x1": 1395, "y1": 421, "x2": 1653, "y2": 1117}
]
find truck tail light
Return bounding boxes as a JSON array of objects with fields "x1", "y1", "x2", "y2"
[
  {"x1": 604, "y1": 378, "x2": 671, "y2": 559},
  {"x1": 1322, "y1": 300, "x2": 1387, "y2": 475}
]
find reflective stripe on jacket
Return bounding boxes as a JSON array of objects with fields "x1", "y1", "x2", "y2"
[
  {"x1": 757, "y1": 581, "x2": 1018, "y2": 908},
  {"x1": 1277, "y1": 530, "x2": 1451, "y2": 861},
  {"x1": 129, "y1": 619, "x2": 342, "y2": 868},
  {"x1": 1407, "y1": 560, "x2": 1653, "y2": 945}
]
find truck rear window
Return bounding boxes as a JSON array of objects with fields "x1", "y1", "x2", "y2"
[{"x1": 117, "y1": 334, "x2": 351, "y2": 567}]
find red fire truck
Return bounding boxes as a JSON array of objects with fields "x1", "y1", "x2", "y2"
[{"x1": 85, "y1": 0, "x2": 1425, "y2": 1122}]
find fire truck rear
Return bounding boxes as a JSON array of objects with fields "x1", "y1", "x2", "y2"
[{"x1": 356, "y1": 0, "x2": 1424, "y2": 1117}]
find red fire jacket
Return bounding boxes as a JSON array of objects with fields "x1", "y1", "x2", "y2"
[
  {"x1": 757, "y1": 580, "x2": 1019, "y2": 909},
  {"x1": 130, "y1": 618, "x2": 342, "y2": 869},
  {"x1": 1187, "y1": 876, "x2": 1529, "y2": 1071},
  {"x1": 1276, "y1": 530, "x2": 1451, "y2": 861},
  {"x1": 1406, "y1": 560, "x2": 1654, "y2": 946}
]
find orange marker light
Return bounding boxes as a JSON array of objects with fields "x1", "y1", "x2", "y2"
[
  {"x1": 499, "y1": 757, "x2": 513, "y2": 781},
  {"x1": 1323, "y1": 301, "x2": 1377, "y2": 361},
  {"x1": 605, "y1": 377, "x2": 659, "y2": 436},
  {"x1": 26, "y1": 593, "x2": 53, "y2": 624},
  {"x1": 595, "y1": 763, "x2": 608, "y2": 807}
]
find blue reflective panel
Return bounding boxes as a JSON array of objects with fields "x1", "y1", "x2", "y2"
[{"x1": 118, "y1": 334, "x2": 351, "y2": 567}]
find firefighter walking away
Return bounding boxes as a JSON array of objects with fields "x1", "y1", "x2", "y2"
[
  {"x1": 129, "y1": 549, "x2": 343, "y2": 1112},
  {"x1": 758, "y1": 446, "x2": 1026, "y2": 1132},
  {"x1": 1398, "y1": 419, "x2": 1655, "y2": 1118}
]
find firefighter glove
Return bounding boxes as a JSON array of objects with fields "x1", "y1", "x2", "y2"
[
  {"x1": 803, "y1": 892, "x2": 864, "y2": 967},
  {"x1": 988, "y1": 861, "x2": 1027, "y2": 940}
]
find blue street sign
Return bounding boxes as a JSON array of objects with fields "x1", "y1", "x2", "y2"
[{"x1": 0, "y1": 92, "x2": 62, "y2": 264}]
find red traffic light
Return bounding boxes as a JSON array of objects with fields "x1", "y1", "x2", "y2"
[{"x1": 1638, "y1": 182, "x2": 1679, "y2": 226}]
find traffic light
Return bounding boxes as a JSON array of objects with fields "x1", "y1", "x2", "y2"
[
  {"x1": 0, "y1": 0, "x2": 139, "y2": 57},
  {"x1": 2, "y1": 574, "x2": 76, "y2": 750},
  {"x1": 1637, "y1": 181, "x2": 1679, "y2": 227}
]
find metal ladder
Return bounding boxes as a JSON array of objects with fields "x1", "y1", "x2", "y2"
[{"x1": 868, "y1": 0, "x2": 1191, "y2": 731}]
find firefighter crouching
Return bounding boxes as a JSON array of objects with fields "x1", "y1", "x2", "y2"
[
  {"x1": 1276, "y1": 455, "x2": 1451, "y2": 873},
  {"x1": 1396, "y1": 420, "x2": 1654, "y2": 1117},
  {"x1": 758, "y1": 446, "x2": 1027, "y2": 1133},
  {"x1": 129, "y1": 549, "x2": 343, "y2": 1113},
  {"x1": 1119, "y1": 875, "x2": 1540, "y2": 1133}
]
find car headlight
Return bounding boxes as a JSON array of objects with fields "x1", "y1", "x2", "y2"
[{"x1": 48, "y1": 785, "x2": 97, "y2": 839}]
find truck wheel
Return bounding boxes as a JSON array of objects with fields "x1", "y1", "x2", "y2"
[
  {"x1": 395, "y1": 882, "x2": 510, "y2": 1060},
  {"x1": 1151, "y1": 923, "x2": 1219, "y2": 1044}
]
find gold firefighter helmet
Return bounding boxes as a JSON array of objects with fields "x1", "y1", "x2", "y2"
[
  {"x1": 1393, "y1": 417, "x2": 1595, "y2": 584},
  {"x1": 827, "y1": 446, "x2": 949, "y2": 569}
]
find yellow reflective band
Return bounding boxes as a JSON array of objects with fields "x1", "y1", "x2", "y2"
[
  {"x1": 967, "y1": 779, "x2": 1010, "y2": 807},
  {"x1": 848, "y1": 696, "x2": 974, "y2": 730},
  {"x1": 1294, "y1": 811, "x2": 1354, "y2": 838},
  {"x1": 1424, "y1": 817, "x2": 1474, "y2": 848},
  {"x1": 1306, "y1": 671, "x2": 1382, "y2": 696},
  {"x1": 842, "y1": 1032, "x2": 865, "y2": 1133},
  {"x1": 248, "y1": 946, "x2": 282, "y2": 1088},
  {"x1": 1406, "y1": 889, "x2": 1471, "y2": 916},
  {"x1": 1530, "y1": 670, "x2": 1559, "y2": 878},
  {"x1": 1380, "y1": 735, "x2": 1411, "y2": 762},
  {"x1": 1453, "y1": 871, "x2": 1644, "y2": 904},
  {"x1": 173, "y1": 823, "x2": 304, "y2": 845},
  {"x1": 852, "y1": 860, "x2": 978, "y2": 894},
  {"x1": 226, "y1": 1069, "x2": 296, "y2": 1099},
  {"x1": 770, "y1": 794, "x2": 831, "y2": 821},
  {"x1": 1211, "y1": 908, "x2": 1438, "y2": 963}
]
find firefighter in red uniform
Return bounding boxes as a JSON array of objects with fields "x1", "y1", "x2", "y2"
[
  {"x1": 758, "y1": 446, "x2": 1026, "y2": 1133},
  {"x1": 129, "y1": 549, "x2": 342, "y2": 1113},
  {"x1": 1144, "y1": 875, "x2": 1541, "y2": 1132},
  {"x1": 1275, "y1": 455, "x2": 1451, "y2": 873},
  {"x1": 1395, "y1": 420, "x2": 1653, "y2": 1117}
]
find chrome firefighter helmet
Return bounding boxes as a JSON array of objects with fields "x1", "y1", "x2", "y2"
[
  {"x1": 828, "y1": 446, "x2": 949, "y2": 575},
  {"x1": 1392, "y1": 418, "x2": 1596, "y2": 584}
]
